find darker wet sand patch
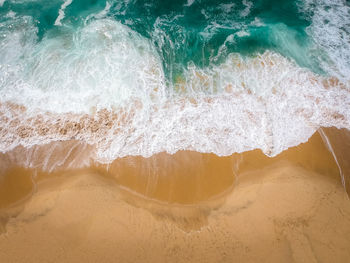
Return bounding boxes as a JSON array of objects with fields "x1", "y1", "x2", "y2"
[
  {"x1": 0, "y1": 150, "x2": 350, "y2": 262},
  {"x1": 0, "y1": 128, "x2": 349, "y2": 262}
]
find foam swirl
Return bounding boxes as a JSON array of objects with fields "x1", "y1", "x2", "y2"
[{"x1": 0, "y1": 18, "x2": 349, "y2": 163}]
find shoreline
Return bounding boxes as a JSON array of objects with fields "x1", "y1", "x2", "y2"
[
  {"x1": 1, "y1": 1, "x2": 350, "y2": 261},
  {"x1": 0, "y1": 128, "x2": 350, "y2": 262},
  {"x1": 0, "y1": 127, "x2": 348, "y2": 209}
]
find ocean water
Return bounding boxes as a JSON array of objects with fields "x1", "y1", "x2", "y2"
[{"x1": 0, "y1": 0, "x2": 349, "y2": 162}]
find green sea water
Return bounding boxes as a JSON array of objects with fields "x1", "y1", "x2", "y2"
[
  {"x1": 0, "y1": 0, "x2": 326, "y2": 81},
  {"x1": 0, "y1": 0, "x2": 349, "y2": 161}
]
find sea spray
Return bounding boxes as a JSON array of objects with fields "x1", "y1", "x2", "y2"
[{"x1": 0, "y1": 0, "x2": 349, "y2": 163}]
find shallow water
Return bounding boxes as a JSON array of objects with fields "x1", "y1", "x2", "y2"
[
  {"x1": 0, "y1": 128, "x2": 345, "y2": 208},
  {"x1": 0, "y1": 1, "x2": 350, "y2": 261},
  {"x1": 1, "y1": 129, "x2": 350, "y2": 262},
  {"x1": 0, "y1": 0, "x2": 349, "y2": 160}
]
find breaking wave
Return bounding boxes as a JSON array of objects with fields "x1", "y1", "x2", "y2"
[{"x1": 0, "y1": 0, "x2": 349, "y2": 164}]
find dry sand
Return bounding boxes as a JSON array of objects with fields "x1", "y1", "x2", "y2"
[{"x1": 0, "y1": 129, "x2": 350, "y2": 262}]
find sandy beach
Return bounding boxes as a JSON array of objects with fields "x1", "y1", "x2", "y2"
[
  {"x1": 1, "y1": 1, "x2": 350, "y2": 261},
  {"x1": 0, "y1": 128, "x2": 349, "y2": 262}
]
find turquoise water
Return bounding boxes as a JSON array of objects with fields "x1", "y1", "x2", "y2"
[
  {"x1": 0, "y1": 0, "x2": 326, "y2": 80},
  {"x1": 0, "y1": 0, "x2": 349, "y2": 160}
]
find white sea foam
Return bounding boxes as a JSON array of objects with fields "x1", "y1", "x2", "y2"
[
  {"x1": 235, "y1": 30, "x2": 250, "y2": 37},
  {"x1": 300, "y1": 0, "x2": 350, "y2": 83},
  {"x1": 184, "y1": 0, "x2": 195, "y2": 7},
  {"x1": 240, "y1": 0, "x2": 252, "y2": 18},
  {"x1": 0, "y1": 18, "x2": 349, "y2": 163},
  {"x1": 0, "y1": 15, "x2": 38, "y2": 90},
  {"x1": 1, "y1": 19, "x2": 166, "y2": 113},
  {"x1": 219, "y1": 3, "x2": 235, "y2": 14},
  {"x1": 0, "y1": 0, "x2": 6, "y2": 7},
  {"x1": 54, "y1": 0, "x2": 73, "y2": 26},
  {"x1": 85, "y1": 1, "x2": 111, "y2": 24}
]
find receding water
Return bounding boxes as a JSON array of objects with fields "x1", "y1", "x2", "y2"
[{"x1": 0, "y1": 0, "x2": 349, "y2": 161}]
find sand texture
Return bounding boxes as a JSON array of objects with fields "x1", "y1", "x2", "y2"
[{"x1": 0, "y1": 129, "x2": 350, "y2": 262}]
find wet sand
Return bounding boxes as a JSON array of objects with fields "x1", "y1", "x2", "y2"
[{"x1": 0, "y1": 128, "x2": 350, "y2": 262}]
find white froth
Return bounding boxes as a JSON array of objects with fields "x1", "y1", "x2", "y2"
[
  {"x1": 54, "y1": 0, "x2": 73, "y2": 26},
  {"x1": 0, "y1": 0, "x2": 5, "y2": 7},
  {"x1": 219, "y1": 3, "x2": 235, "y2": 13},
  {"x1": 85, "y1": 1, "x2": 111, "y2": 24},
  {"x1": 235, "y1": 30, "x2": 250, "y2": 37},
  {"x1": 0, "y1": 17, "x2": 349, "y2": 162},
  {"x1": 184, "y1": 0, "x2": 195, "y2": 7},
  {"x1": 301, "y1": 0, "x2": 350, "y2": 83},
  {"x1": 240, "y1": 0, "x2": 252, "y2": 18},
  {"x1": 0, "y1": 19, "x2": 166, "y2": 113},
  {"x1": 0, "y1": 15, "x2": 37, "y2": 89}
]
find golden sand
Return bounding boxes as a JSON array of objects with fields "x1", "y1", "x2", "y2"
[{"x1": 0, "y1": 128, "x2": 350, "y2": 262}]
